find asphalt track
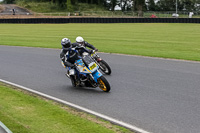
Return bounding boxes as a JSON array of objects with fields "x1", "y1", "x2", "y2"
[{"x1": 1, "y1": 45, "x2": 200, "y2": 133}]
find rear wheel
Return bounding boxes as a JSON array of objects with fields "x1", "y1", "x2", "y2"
[
  {"x1": 98, "y1": 60, "x2": 111, "y2": 75},
  {"x1": 97, "y1": 76, "x2": 110, "y2": 92}
]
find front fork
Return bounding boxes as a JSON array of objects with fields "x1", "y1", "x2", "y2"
[{"x1": 92, "y1": 55, "x2": 105, "y2": 71}]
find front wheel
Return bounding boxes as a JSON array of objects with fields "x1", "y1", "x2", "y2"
[
  {"x1": 70, "y1": 75, "x2": 76, "y2": 87},
  {"x1": 97, "y1": 76, "x2": 111, "y2": 92},
  {"x1": 98, "y1": 60, "x2": 111, "y2": 75}
]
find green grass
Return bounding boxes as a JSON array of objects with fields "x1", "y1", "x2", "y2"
[
  {"x1": 0, "y1": 83, "x2": 132, "y2": 133},
  {"x1": 0, "y1": 23, "x2": 200, "y2": 61}
]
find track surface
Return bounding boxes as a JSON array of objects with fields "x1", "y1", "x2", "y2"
[{"x1": 1, "y1": 45, "x2": 200, "y2": 133}]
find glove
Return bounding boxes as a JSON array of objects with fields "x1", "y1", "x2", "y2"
[
  {"x1": 90, "y1": 50, "x2": 95, "y2": 54},
  {"x1": 94, "y1": 48, "x2": 98, "y2": 52}
]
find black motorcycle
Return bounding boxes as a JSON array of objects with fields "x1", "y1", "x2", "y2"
[{"x1": 90, "y1": 51, "x2": 111, "y2": 75}]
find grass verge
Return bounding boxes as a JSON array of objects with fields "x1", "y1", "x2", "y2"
[
  {"x1": 0, "y1": 23, "x2": 200, "y2": 61},
  {"x1": 0, "y1": 82, "x2": 133, "y2": 133}
]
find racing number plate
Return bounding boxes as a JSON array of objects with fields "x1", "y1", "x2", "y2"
[{"x1": 89, "y1": 63, "x2": 97, "y2": 70}]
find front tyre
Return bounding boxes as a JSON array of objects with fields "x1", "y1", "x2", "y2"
[
  {"x1": 98, "y1": 60, "x2": 111, "y2": 75},
  {"x1": 70, "y1": 75, "x2": 76, "y2": 87},
  {"x1": 97, "y1": 76, "x2": 111, "y2": 92}
]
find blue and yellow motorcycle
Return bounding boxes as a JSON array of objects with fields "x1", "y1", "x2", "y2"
[{"x1": 68, "y1": 53, "x2": 111, "y2": 92}]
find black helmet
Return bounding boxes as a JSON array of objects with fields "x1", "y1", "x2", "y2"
[{"x1": 61, "y1": 38, "x2": 71, "y2": 48}]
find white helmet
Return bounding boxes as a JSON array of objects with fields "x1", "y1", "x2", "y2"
[{"x1": 76, "y1": 36, "x2": 84, "y2": 43}]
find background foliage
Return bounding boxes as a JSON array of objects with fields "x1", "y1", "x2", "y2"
[{"x1": 2, "y1": 0, "x2": 200, "y2": 13}]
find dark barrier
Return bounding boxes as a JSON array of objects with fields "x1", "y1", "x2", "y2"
[
  {"x1": 0, "y1": 18, "x2": 70, "y2": 23},
  {"x1": 0, "y1": 17, "x2": 199, "y2": 23}
]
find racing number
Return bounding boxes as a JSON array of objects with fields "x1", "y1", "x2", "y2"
[{"x1": 90, "y1": 63, "x2": 97, "y2": 70}]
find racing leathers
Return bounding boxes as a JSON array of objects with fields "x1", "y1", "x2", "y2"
[
  {"x1": 73, "y1": 41, "x2": 98, "y2": 52},
  {"x1": 60, "y1": 47, "x2": 79, "y2": 68},
  {"x1": 60, "y1": 45, "x2": 94, "y2": 86},
  {"x1": 60, "y1": 45, "x2": 94, "y2": 68}
]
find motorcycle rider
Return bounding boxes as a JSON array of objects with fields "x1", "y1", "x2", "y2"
[
  {"x1": 73, "y1": 36, "x2": 98, "y2": 52},
  {"x1": 60, "y1": 38, "x2": 94, "y2": 86},
  {"x1": 60, "y1": 38, "x2": 77, "y2": 69}
]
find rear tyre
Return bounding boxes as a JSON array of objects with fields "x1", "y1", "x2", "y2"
[
  {"x1": 97, "y1": 76, "x2": 110, "y2": 92},
  {"x1": 98, "y1": 60, "x2": 111, "y2": 75}
]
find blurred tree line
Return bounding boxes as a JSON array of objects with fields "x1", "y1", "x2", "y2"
[
  {"x1": 3, "y1": 0, "x2": 200, "y2": 13},
  {"x1": 148, "y1": 0, "x2": 200, "y2": 11}
]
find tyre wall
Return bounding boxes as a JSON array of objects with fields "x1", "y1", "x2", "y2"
[{"x1": 0, "y1": 18, "x2": 199, "y2": 23}]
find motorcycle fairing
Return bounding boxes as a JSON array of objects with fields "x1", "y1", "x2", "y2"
[{"x1": 92, "y1": 70, "x2": 102, "y2": 82}]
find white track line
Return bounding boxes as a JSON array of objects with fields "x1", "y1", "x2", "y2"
[
  {"x1": 0, "y1": 121, "x2": 13, "y2": 133},
  {"x1": 0, "y1": 79, "x2": 150, "y2": 133}
]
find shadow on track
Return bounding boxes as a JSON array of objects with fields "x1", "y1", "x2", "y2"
[{"x1": 68, "y1": 86, "x2": 110, "y2": 94}]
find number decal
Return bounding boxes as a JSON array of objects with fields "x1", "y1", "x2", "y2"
[{"x1": 89, "y1": 63, "x2": 97, "y2": 70}]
